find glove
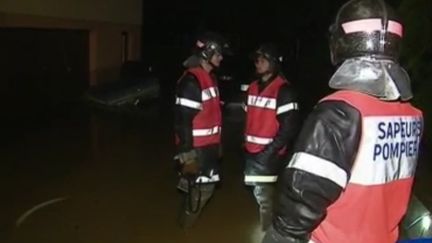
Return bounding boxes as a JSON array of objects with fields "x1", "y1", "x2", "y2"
[
  {"x1": 262, "y1": 226, "x2": 307, "y2": 243},
  {"x1": 178, "y1": 150, "x2": 199, "y2": 175},
  {"x1": 244, "y1": 152, "x2": 277, "y2": 177},
  {"x1": 182, "y1": 161, "x2": 199, "y2": 175},
  {"x1": 256, "y1": 150, "x2": 281, "y2": 171}
]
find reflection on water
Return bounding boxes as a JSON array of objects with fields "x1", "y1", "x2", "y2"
[
  {"x1": 0, "y1": 105, "x2": 261, "y2": 243},
  {"x1": 1, "y1": 103, "x2": 431, "y2": 243}
]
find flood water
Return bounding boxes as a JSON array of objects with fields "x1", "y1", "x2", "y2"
[
  {"x1": 1, "y1": 104, "x2": 266, "y2": 243},
  {"x1": 1, "y1": 102, "x2": 430, "y2": 243}
]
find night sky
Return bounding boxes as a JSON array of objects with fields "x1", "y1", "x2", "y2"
[
  {"x1": 141, "y1": 0, "x2": 350, "y2": 109},
  {"x1": 141, "y1": 0, "x2": 404, "y2": 64},
  {"x1": 140, "y1": 0, "x2": 427, "y2": 114},
  {"x1": 142, "y1": 0, "x2": 346, "y2": 53}
]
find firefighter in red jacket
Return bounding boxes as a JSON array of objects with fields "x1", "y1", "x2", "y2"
[
  {"x1": 174, "y1": 32, "x2": 230, "y2": 228},
  {"x1": 262, "y1": 0, "x2": 424, "y2": 243},
  {"x1": 244, "y1": 43, "x2": 300, "y2": 231}
]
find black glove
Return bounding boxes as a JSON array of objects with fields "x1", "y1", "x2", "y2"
[
  {"x1": 178, "y1": 150, "x2": 199, "y2": 176},
  {"x1": 244, "y1": 152, "x2": 279, "y2": 177},
  {"x1": 262, "y1": 226, "x2": 308, "y2": 243}
]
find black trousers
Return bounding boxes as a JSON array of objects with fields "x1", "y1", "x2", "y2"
[
  {"x1": 177, "y1": 177, "x2": 216, "y2": 228},
  {"x1": 252, "y1": 184, "x2": 276, "y2": 231}
]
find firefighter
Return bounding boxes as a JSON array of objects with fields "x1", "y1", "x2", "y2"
[
  {"x1": 244, "y1": 43, "x2": 300, "y2": 231},
  {"x1": 174, "y1": 32, "x2": 231, "y2": 228},
  {"x1": 262, "y1": 0, "x2": 424, "y2": 242}
]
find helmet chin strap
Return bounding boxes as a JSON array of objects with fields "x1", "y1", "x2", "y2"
[
  {"x1": 258, "y1": 70, "x2": 272, "y2": 77},
  {"x1": 200, "y1": 58, "x2": 217, "y2": 72},
  {"x1": 258, "y1": 71, "x2": 276, "y2": 83},
  {"x1": 208, "y1": 53, "x2": 223, "y2": 71},
  {"x1": 257, "y1": 62, "x2": 279, "y2": 83},
  {"x1": 209, "y1": 60, "x2": 218, "y2": 70}
]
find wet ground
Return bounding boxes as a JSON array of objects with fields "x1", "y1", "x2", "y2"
[
  {"x1": 1, "y1": 102, "x2": 431, "y2": 243},
  {"x1": 1, "y1": 104, "x2": 266, "y2": 243}
]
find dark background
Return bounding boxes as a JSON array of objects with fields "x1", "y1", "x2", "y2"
[
  {"x1": 141, "y1": 0, "x2": 431, "y2": 141},
  {"x1": 1, "y1": 0, "x2": 430, "y2": 145}
]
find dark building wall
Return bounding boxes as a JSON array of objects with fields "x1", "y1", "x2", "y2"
[
  {"x1": 0, "y1": 10, "x2": 142, "y2": 86},
  {"x1": 0, "y1": 1, "x2": 142, "y2": 129}
]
